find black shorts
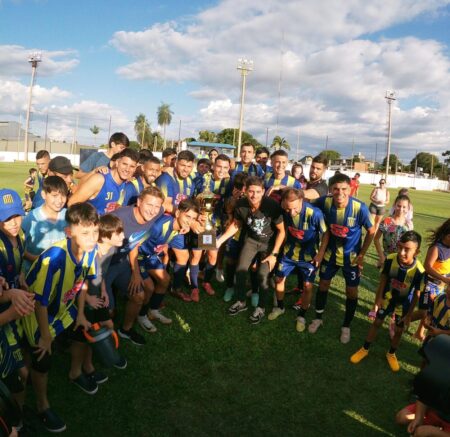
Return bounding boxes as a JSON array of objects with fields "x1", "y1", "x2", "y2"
[{"x1": 369, "y1": 203, "x2": 385, "y2": 216}]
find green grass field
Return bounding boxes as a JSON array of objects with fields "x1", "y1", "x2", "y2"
[{"x1": 0, "y1": 162, "x2": 449, "y2": 436}]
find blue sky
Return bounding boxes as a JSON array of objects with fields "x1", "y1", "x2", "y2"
[{"x1": 1, "y1": 0, "x2": 450, "y2": 162}]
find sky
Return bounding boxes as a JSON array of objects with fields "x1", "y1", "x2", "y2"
[{"x1": 0, "y1": 0, "x2": 450, "y2": 163}]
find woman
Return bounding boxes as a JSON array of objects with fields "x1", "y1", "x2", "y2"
[
  {"x1": 290, "y1": 162, "x2": 307, "y2": 187},
  {"x1": 208, "y1": 148, "x2": 219, "y2": 163},
  {"x1": 369, "y1": 179, "x2": 390, "y2": 230}
]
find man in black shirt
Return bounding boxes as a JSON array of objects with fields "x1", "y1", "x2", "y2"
[
  {"x1": 303, "y1": 154, "x2": 329, "y2": 203},
  {"x1": 217, "y1": 176, "x2": 285, "y2": 324}
]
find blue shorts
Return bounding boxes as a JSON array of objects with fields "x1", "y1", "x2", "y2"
[
  {"x1": 319, "y1": 260, "x2": 361, "y2": 287},
  {"x1": 376, "y1": 294, "x2": 410, "y2": 325},
  {"x1": 418, "y1": 281, "x2": 443, "y2": 310},
  {"x1": 275, "y1": 256, "x2": 317, "y2": 283},
  {"x1": 138, "y1": 255, "x2": 166, "y2": 279}
]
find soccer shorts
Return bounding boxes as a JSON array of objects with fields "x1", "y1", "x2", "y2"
[
  {"x1": 275, "y1": 256, "x2": 316, "y2": 283},
  {"x1": 376, "y1": 293, "x2": 410, "y2": 326},
  {"x1": 138, "y1": 254, "x2": 166, "y2": 279},
  {"x1": 319, "y1": 260, "x2": 360, "y2": 287},
  {"x1": 419, "y1": 281, "x2": 444, "y2": 310}
]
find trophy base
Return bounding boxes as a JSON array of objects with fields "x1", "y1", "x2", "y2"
[{"x1": 198, "y1": 231, "x2": 217, "y2": 250}]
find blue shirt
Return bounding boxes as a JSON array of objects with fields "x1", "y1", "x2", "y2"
[
  {"x1": 264, "y1": 172, "x2": 302, "y2": 203},
  {"x1": 230, "y1": 162, "x2": 265, "y2": 181},
  {"x1": 89, "y1": 172, "x2": 126, "y2": 214},
  {"x1": 80, "y1": 151, "x2": 110, "y2": 173},
  {"x1": 155, "y1": 171, "x2": 194, "y2": 206},
  {"x1": 123, "y1": 177, "x2": 145, "y2": 206}
]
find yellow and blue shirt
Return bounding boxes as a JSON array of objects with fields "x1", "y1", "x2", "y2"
[
  {"x1": 155, "y1": 171, "x2": 194, "y2": 206},
  {"x1": 429, "y1": 293, "x2": 450, "y2": 330}
]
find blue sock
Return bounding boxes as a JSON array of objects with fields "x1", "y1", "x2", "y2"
[
  {"x1": 173, "y1": 263, "x2": 187, "y2": 290},
  {"x1": 190, "y1": 264, "x2": 200, "y2": 289}
]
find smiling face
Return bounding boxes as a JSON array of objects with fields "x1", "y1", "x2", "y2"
[
  {"x1": 176, "y1": 159, "x2": 194, "y2": 179},
  {"x1": 0, "y1": 215, "x2": 22, "y2": 238},
  {"x1": 116, "y1": 156, "x2": 138, "y2": 182},
  {"x1": 136, "y1": 194, "x2": 163, "y2": 222},
  {"x1": 331, "y1": 182, "x2": 350, "y2": 208},
  {"x1": 246, "y1": 184, "x2": 264, "y2": 207},
  {"x1": 42, "y1": 189, "x2": 67, "y2": 213},
  {"x1": 175, "y1": 208, "x2": 199, "y2": 232},
  {"x1": 393, "y1": 199, "x2": 409, "y2": 218},
  {"x1": 213, "y1": 158, "x2": 230, "y2": 180},
  {"x1": 141, "y1": 161, "x2": 161, "y2": 185},
  {"x1": 271, "y1": 155, "x2": 288, "y2": 178}
]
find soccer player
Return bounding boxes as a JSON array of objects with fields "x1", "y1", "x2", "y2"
[
  {"x1": 350, "y1": 231, "x2": 424, "y2": 371},
  {"x1": 123, "y1": 155, "x2": 161, "y2": 205},
  {"x1": 23, "y1": 167, "x2": 37, "y2": 210},
  {"x1": 69, "y1": 148, "x2": 139, "y2": 214},
  {"x1": 22, "y1": 176, "x2": 68, "y2": 274},
  {"x1": 255, "y1": 147, "x2": 272, "y2": 173},
  {"x1": 264, "y1": 150, "x2": 301, "y2": 202},
  {"x1": 310, "y1": 173, "x2": 375, "y2": 343},
  {"x1": 161, "y1": 147, "x2": 177, "y2": 170},
  {"x1": 31, "y1": 150, "x2": 51, "y2": 209},
  {"x1": 269, "y1": 189, "x2": 328, "y2": 332},
  {"x1": 217, "y1": 176, "x2": 285, "y2": 324},
  {"x1": 303, "y1": 154, "x2": 329, "y2": 203},
  {"x1": 137, "y1": 199, "x2": 199, "y2": 331},
  {"x1": 75, "y1": 132, "x2": 130, "y2": 180},
  {"x1": 23, "y1": 203, "x2": 99, "y2": 433},
  {"x1": 230, "y1": 143, "x2": 265, "y2": 181}
]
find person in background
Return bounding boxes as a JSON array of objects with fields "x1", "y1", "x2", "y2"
[
  {"x1": 302, "y1": 154, "x2": 329, "y2": 203},
  {"x1": 291, "y1": 162, "x2": 307, "y2": 186},
  {"x1": 255, "y1": 147, "x2": 271, "y2": 173},
  {"x1": 208, "y1": 148, "x2": 219, "y2": 163},
  {"x1": 350, "y1": 173, "x2": 360, "y2": 198},
  {"x1": 369, "y1": 179, "x2": 390, "y2": 230},
  {"x1": 390, "y1": 188, "x2": 414, "y2": 222},
  {"x1": 31, "y1": 150, "x2": 51, "y2": 210},
  {"x1": 161, "y1": 148, "x2": 177, "y2": 170},
  {"x1": 23, "y1": 168, "x2": 37, "y2": 211}
]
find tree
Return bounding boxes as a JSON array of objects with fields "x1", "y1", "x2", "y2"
[
  {"x1": 90, "y1": 125, "x2": 100, "y2": 146},
  {"x1": 157, "y1": 102, "x2": 173, "y2": 148},
  {"x1": 134, "y1": 114, "x2": 152, "y2": 148},
  {"x1": 151, "y1": 132, "x2": 164, "y2": 152},
  {"x1": 351, "y1": 155, "x2": 361, "y2": 163},
  {"x1": 271, "y1": 135, "x2": 291, "y2": 151},
  {"x1": 382, "y1": 154, "x2": 401, "y2": 172},
  {"x1": 198, "y1": 130, "x2": 217, "y2": 143},
  {"x1": 442, "y1": 150, "x2": 450, "y2": 167},
  {"x1": 318, "y1": 150, "x2": 341, "y2": 161},
  {"x1": 216, "y1": 128, "x2": 262, "y2": 149},
  {"x1": 410, "y1": 152, "x2": 439, "y2": 174}
]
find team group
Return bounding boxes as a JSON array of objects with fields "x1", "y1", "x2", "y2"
[{"x1": 1, "y1": 132, "x2": 450, "y2": 434}]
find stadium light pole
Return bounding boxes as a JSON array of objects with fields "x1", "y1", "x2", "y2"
[
  {"x1": 384, "y1": 90, "x2": 396, "y2": 182},
  {"x1": 23, "y1": 52, "x2": 42, "y2": 162},
  {"x1": 236, "y1": 58, "x2": 253, "y2": 157}
]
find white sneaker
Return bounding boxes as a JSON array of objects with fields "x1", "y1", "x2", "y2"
[
  {"x1": 340, "y1": 327, "x2": 351, "y2": 344},
  {"x1": 216, "y1": 269, "x2": 225, "y2": 283},
  {"x1": 249, "y1": 307, "x2": 265, "y2": 324},
  {"x1": 149, "y1": 309, "x2": 172, "y2": 325},
  {"x1": 137, "y1": 315, "x2": 157, "y2": 333},
  {"x1": 308, "y1": 319, "x2": 323, "y2": 334},
  {"x1": 268, "y1": 307, "x2": 285, "y2": 321}
]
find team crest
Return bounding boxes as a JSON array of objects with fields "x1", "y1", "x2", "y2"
[
  {"x1": 2, "y1": 194, "x2": 13, "y2": 204},
  {"x1": 347, "y1": 217, "x2": 356, "y2": 227}
]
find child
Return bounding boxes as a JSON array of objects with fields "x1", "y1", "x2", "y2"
[
  {"x1": 21, "y1": 176, "x2": 68, "y2": 274},
  {"x1": 23, "y1": 168, "x2": 37, "y2": 211},
  {"x1": 350, "y1": 231, "x2": 425, "y2": 372},
  {"x1": 23, "y1": 203, "x2": 99, "y2": 433},
  {"x1": 424, "y1": 283, "x2": 450, "y2": 338},
  {"x1": 414, "y1": 218, "x2": 450, "y2": 340}
]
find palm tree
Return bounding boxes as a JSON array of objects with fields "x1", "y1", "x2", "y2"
[
  {"x1": 90, "y1": 125, "x2": 100, "y2": 146},
  {"x1": 271, "y1": 135, "x2": 290, "y2": 151},
  {"x1": 134, "y1": 113, "x2": 151, "y2": 148},
  {"x1": 157, "y1": 102, "x2": 173, "y2": 148}
]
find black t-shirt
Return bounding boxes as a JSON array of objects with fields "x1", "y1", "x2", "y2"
[
  {"x1": 234, "y1": 197, "x2": 283, "y2": 243},
  {"x1": 306, "y1": 179, "x2": 328, "y2": 200}
]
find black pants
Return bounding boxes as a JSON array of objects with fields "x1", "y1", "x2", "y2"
[{"x1": 235, "y1": 237, "x2": 272, "y2": 308}]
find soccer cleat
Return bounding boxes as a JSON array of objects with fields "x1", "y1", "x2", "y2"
[
  {"x1": 249, "y1": 307, "x2": 265, "y2": 324},
  {"x1": 251, "y1": 293, "x2": 259, "y2": 308},
  {"x1": 340, "y1": 327, "x2": 351, "y2": 344},
  {"x1": 268, "y1": 307, "x2": 285, "y2": 321},
  {"x1": 171, "y1": 289, "x2": 192, "y2": 302},
  {"x1": 350, "y1": 347, "x2": 369, "y2": 364},
  {"x1": 70, "y1": 373, "x2": 98, "y2": 395},
  {"x1": 296, "y1": 316, "x2": 306, "y2": 332},
  {"x1": 137, "y1": 315, "x2": 157, "y2": 333},
  {"x1": 216, "y1": 269, "x2": 225, "y2": 283},
  {"x1": 228, "y1": 301, "x2": 247, "y2": 316},
  {"x1": 118, "y1": 328, "x2": 146, "y2": 346},
  {"x1": 149, "y1": 309, "x2": 172, "y2": 325},
  {"x1": 308, "y1": 319, "x2": 323, "y2": 334},
  {"x1": 38, "y1": 409, "x2": 67, "y2": 433},
  {"x1": 191, "y1": 288, "x2": 200, "y2": 302},
  {"x1": 386, "y1": 352, "x2": 400, "y2": 372},
  {"x1": 223, "y1": 288, "x2": 235, "y2": 302},
  {"x1": 292, "y1": 297, "x2": 303, "y2": 311},
  {"x1": 203, "y1": 282, "x2": 215, "y2": 296}
]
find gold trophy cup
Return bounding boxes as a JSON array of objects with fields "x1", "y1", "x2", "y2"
[{"x1": 197, "y1": 173, "x2": 218, "y2": 250}]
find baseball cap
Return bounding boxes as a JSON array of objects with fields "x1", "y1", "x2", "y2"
[
  {"x1": 49, "y1": 156, "x2": 76, "y2": 175},
  {"x1": 0, "y1": 189, "x2": 25, "y2": 222}
]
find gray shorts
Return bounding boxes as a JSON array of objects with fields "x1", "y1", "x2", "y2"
[{"x1": 369, "y1": 202, "x2": 385, "y2": 216}]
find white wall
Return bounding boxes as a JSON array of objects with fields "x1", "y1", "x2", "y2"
[{"x1": 0, "y1": 151, "x2": 80, "y2": 166}]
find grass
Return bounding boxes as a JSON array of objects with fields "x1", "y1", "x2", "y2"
[{"x1": 1, "y1": 162, "x2": 449, "y2": 436}]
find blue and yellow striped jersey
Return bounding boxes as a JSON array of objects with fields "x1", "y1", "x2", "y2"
[
  {"x1": 0, "y1": 229, "x2": 24, "y2": 288},
  {"x1": 231, "y1": 162, "x2": 265, "y2": 180},
  {"x1": 429, "y1": 292, "x2": 450, "y2": 330},
  {"x1": 123, "y1": 176, "x2": 145, "y2": 206},
  {"x1": 89, "y1": 172, "x2": 126, "y2": 214},
  {"x1": 315, "y1": 196, "x2": 373, "y2": 266},
  {"x1": 381, "y1": 253, "x2": 424, "y2": 299},
  {"x1": 155, "y1": 171, "x2": 194, "y2": 206},
  {"x1": 264, "y1": 172, "x2": 302, "y2": 202},
  {"x1": 23, "y1": 238, "x2": 97, "y2": 346},
  {"x1": 283, "y1": 202, "x2": 327, "y2": 262}
]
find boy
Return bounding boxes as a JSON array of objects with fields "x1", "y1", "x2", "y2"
[
  {"x1": 31, "y1": 150, "x2": 51, "y2": 209},
  {"x1": 350, "y1": 231, "x2": 424, "y2": 372},
  {"x1": 22, "y1": 176, "x2": 68, "y2": 274},
  {"x1": 424, "y1": 283, "x2": 450, "y2": 337},
  {"x1": 23, "y1": 203, "x2": 99, "y2": 433},
  {"x1": 23, "y1": 168, "x2": 37, "y2": 210}
]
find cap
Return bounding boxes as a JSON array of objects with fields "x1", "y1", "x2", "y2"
[
  {"x1": 49, "y1": 156, "x2": 75, "y2": 175},
  {"x1": 0, "y1": 189, "x2": 25, "y2": 222}
]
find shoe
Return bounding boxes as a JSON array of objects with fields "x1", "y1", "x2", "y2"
[
  {"x1": 296, "y1": 316, "x2": 306, "y2": 332},
  {"x1": 216, "y1": 269, "x2": 225, "y2": 283},
  {"x1": 149, "y1": 309, "x2": 172, "y2": 325},
  {"x1": 86, "y1": 370, "x2": 108, "y2": 385},
  {"x1": 38, "y1": 409, "x2": 66, "y2": 433},
  {"x1": 292, "y1": 297, "x2": 303, "y2": 311},
  {"x1": 249, "y1": 307, "x2": 265, "y2": 324},
  {"x1": 191, "y1": 288, "x2": 200, "y2": 302},
  {"x1": 268, "y1": 307, "x2": 285, "y2": 321},
  {"x1": 118, "y1": 328, "x2": 146, "y2": 346},
  {"x1": 228, "y1": 301, "x2": 247, "y2": 316},
  {"x1": 350, "y1": 347, "x2": 369, "y2": 364},
  {"x1": 70, "y1": 373, "x2": 98, "y2": 395},
  {"x1": 137, "y1": 315, "x2": 157, "y2": 333},
  {"x1": 203, "y1": 282, "x2": 215, "y2": 296},
  {"x1": 171, "y1": 289, "x2": 192, "y2": 302},
  {"x1": 340, "y1": 327, "x2": 351, "y2": 344},
  {"x1": 114, "y1": 356, "x2": 128, "y2": 370},
  {"x1": 251, "y1": 293, "x2": 259, "y2": 308},
  {"x1": 223, "y1": 288, "x2": 234, "y2": 302},
  {"x1": 308, "y1": 319, "x2": 323, "y2": 334},
  {"x1": 386, "y1": 352, "x2": 400, "y2": 372}
]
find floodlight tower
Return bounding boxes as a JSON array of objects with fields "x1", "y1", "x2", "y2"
[
  {"x1": 236, "y1": 58, "x2": 253, "y2": 157},
  {"x1": 23, "y1": 52, "x2": 42, "y2": 162},
  {"x1": 384, "y1": 90, "x2": 396, "y2": 181}
]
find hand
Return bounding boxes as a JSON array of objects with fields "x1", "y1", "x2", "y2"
[
  {"x1": 427, "y1": 326, "x2": 440, "y2": 337},
  {"x1": 407, "y1": 418, "x2": 423, "y2": 435},
  {"x1": 352, "y1": 254, "x2": 365, "y2": 271},
  {"x1": 262, "y1": 254, "x2": 277, "y2": 272},
  {"x1": 9, "y1": 289, "x2": 35, "y2": 317},
  {"x1": 311, "y1": 254, "x2": 323, "y2": 268},
  {"x1": 101, "y1": 291, "x2": 109, "y2": 308},
  {"x1": 95, "y1": 166, "x2": 110, "y2": 175},
  {"x1": 128, "y1": 272, "x2": 144, "y2": 296},
  {"x1": 35, "y1": 335, "x2": 52, "y2": 362},
  {"x1": 85, "y1": 294, "x2": 105, "y2": 309},
  {"x1": 0, "y1": 276, "x2": 9, "y2": 291},
  {"x1": 75, "y1": 315, "x2": 91, "y2": 331},
  {"x1": 190, "y1": 221, "x2": 204, "y2": 234},
  {"x1": 197, "y1": 213, "x2": 207, "y2": 226}
]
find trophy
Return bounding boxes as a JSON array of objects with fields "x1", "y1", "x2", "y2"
[{"x1": 197, "y1": 173, "x2": 219, "y2": 250}]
